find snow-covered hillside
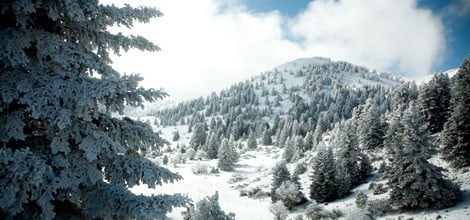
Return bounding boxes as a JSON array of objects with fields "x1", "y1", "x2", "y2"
[{"x1": 129, "y1": 57, "x2": 469, "y2": 220}]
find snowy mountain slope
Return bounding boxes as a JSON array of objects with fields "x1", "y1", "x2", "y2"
[
  {"x1": 128, "y1": 57, "x2": 468, "y2": 220},
  {"x1": 153, "y1": 57, "x2": 401, "y2": 131}
]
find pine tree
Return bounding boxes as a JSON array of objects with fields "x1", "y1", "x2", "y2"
[
  {"x1": 247, "y1": 130, "x2": 258, "y2": 149},
  {"x1": 303, "y1": 131, "x2": 314, "y2": 152},
  {"x1": 388, "y1": 102, "x2": 461, "y2": 210},
  {"x1": 190, "y1": 123, "x2": 207, "y2": 150},
  {"x1": 393, "y1": 82, "x2": 418, "y2": 111},
  {"x1": 334, "y1": 121, "x2": 371, "y2": 197},
  {"x1": 357, "y1": 152, "x2": 373, "y2": 181},
  {"x1": 217, "y1": 138, "x2": 238, "y2": 171},
  {"x1": 282, "y1": 137, "x2": 294, "y2": 163},
  {"x1": 334, "y1": 122, "x2": 361, "y2": 186},
  {"x1": 278, "y1": 120, "x2": 291, "y2": 146},
  {"x1": 441, "y1": 55, "x2": 470, "y2": 168},
  {"x1": 335, "y1": 159, "x2": 353, "y2": 199},
  {"x1": 271, "y1": 161, "x2": 291, "y2": 202},
  {"x1": 290, "y1": 135, "x2": 304, "y2": 162},
  {"x1": 262, "y1": 128, "x2": 273, "y2": 145},
  {"x1": 418, "y1": 73, "x2": 450, "y2": 133},
  {"x1": 309, "y1": 147, "x2": 338, "y2": 203},
  {"x1": 204, "y1": 132, "x2": 219, "y2": 159},
  {"x1": 384, "y1": 110, "x2": 404, "y2": 179},
  {"x1": 358, "y1": 100, "x2": 385, "y2": 150},
  {"x1": 0, "y1": 2, "x2": 187, "y2": 219},
  {"x1": 173, "y1": 130, "x2": 181, "y2": 141}
]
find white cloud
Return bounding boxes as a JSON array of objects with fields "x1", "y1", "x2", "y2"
[
  {"x1": 102, "y1": 0, "x2": 445, "y2": 100},
  {"x1": 290, "y1": 0, "x2": 444, "y2": 76},
  {"x1": 103, "y1": 0, "x2": 302, "y2": 99}
]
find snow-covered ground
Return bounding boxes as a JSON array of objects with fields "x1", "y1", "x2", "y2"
[
  {"x1": 130, "y1": 123, "x2": 280, "y2": 219},
  {"x1": 129, "y1": 122, "x2": 470, "y2": 220}
]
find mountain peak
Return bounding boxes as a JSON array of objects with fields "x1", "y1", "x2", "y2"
[{"x1": 275, "y1": 57, "x2": 332, "y2": 71}]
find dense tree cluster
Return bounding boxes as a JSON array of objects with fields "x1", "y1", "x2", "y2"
[
  {"x1": 441, "y1": 54, "x2": 470, "y2": 168},
  {"x1": 154, "y1": 61, "x2": 398, "y2": 159}
]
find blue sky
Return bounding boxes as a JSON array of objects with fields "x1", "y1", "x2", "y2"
[
  {"x1": 243, "y1": 0, "x2": 469, "y2": 72},
  {"x1": 419, "y1": 0, "x2": 470, "y2": 71}
]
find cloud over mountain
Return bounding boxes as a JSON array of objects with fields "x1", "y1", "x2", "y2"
[{"x1": 103, "y1": 0, "x2": 445, "y2": 99}]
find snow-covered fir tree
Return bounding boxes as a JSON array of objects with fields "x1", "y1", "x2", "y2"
[
  {"x1": 392, "y1": 82, "x2": 418, "y2": 112},
  {"x1": 190, "y1": 123, "x2": 207, "y2": 150},
  {"x1": 291, "y1": 135, "x2": 305, "y2": 162},
  {"x1": 217, "y1": 138, "x2": 238, "y2": 171},
  {"x1": 384, "y1": 110, "x2": 404, "y2": 175},
  {"x1": 173, "y1": 130, "x2": 181, "y2": 141},
  {"x1": 309, "y1": 147, "x2": 338, "y2": 203},
  {"x1": 303, "y1": 131, "x2": 314, "y2": 152},
  {"x1": 271, "y1": 161, "x2": 291, "y2": 202},
  {"x1": 261, "y1": 128, "x2": 273, "y2": 145},
  {"x1": 282, "y1": 137, "x2": 294, "y2": 162},
  {"x1": 334, "y1": 122, "x2": 360, "y2": 197},
  {"x1": 247, "y1": 130, "x2": 258, "y2": 149},
  {"x1": 388, "y1": 102, "x2": 461, "y2": 210},
  {"x1": 358, "y1": 99, "x2": 385, "y2": 150},
  {"x1": 441, "y1": 54, "x2": 470, "y2": 168},
  {"x1": 204, "y1": 132, "x2": 219, "y2": 159},
  {"x1": 418, "y1": 72, "x2": 450, "y2": 133},
  {"x1": 0, "y1": 1, "x2": 187, "y2": 219},
  {"x1": 357, "y1": 151, "x2": 373, "y2": 181}
]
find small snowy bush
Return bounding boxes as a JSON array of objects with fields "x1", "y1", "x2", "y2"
[
  {"x1": 343, "y1": 207, "x2": 372, "y2": 220},
  {"x1": 269, "y1": 201, "x2": 288, "y2": 220},
  {"x1": 240, "y1": 186, "x2": 270, "y2": 199},
  {"x1": 185, "y1": 148, "x2": 196, "y2": 161},
  {"x1": 161, "y1": 145, "x2": 172, "y2": 153},
  {"x1": 171, "y1": 153, "x2": 184, "y2": 166},
  {"x1": 372, "y1": 183, "x2": 387, "y2": 195},
  {"x1": 304, "y1": 202, "x2": 342, "y2": 220},
  {"x1": 191, "y1": 163, "x2": 214, "y2": 175},
  {"x1": 182, "y1": 192, "x2": 235, "y2": 220},
  {"x1": 355, "y1": 191, "x2": 368, "y2": 209},
  {"x1": 195, "y1": 149, "x2": 208, "y2": 160},
  {"x1": 367, "y1": 199, "x2": 390, "y2": 217},
  {"x1": 228, "y1": 174, "x2": 246, "y2": 184},
  {"x1": 162, "y1": 155, "x2": 169, "y2": 165},
  {"x1": 275, "y1": 180, "x2": 306, "y2": 210}
]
